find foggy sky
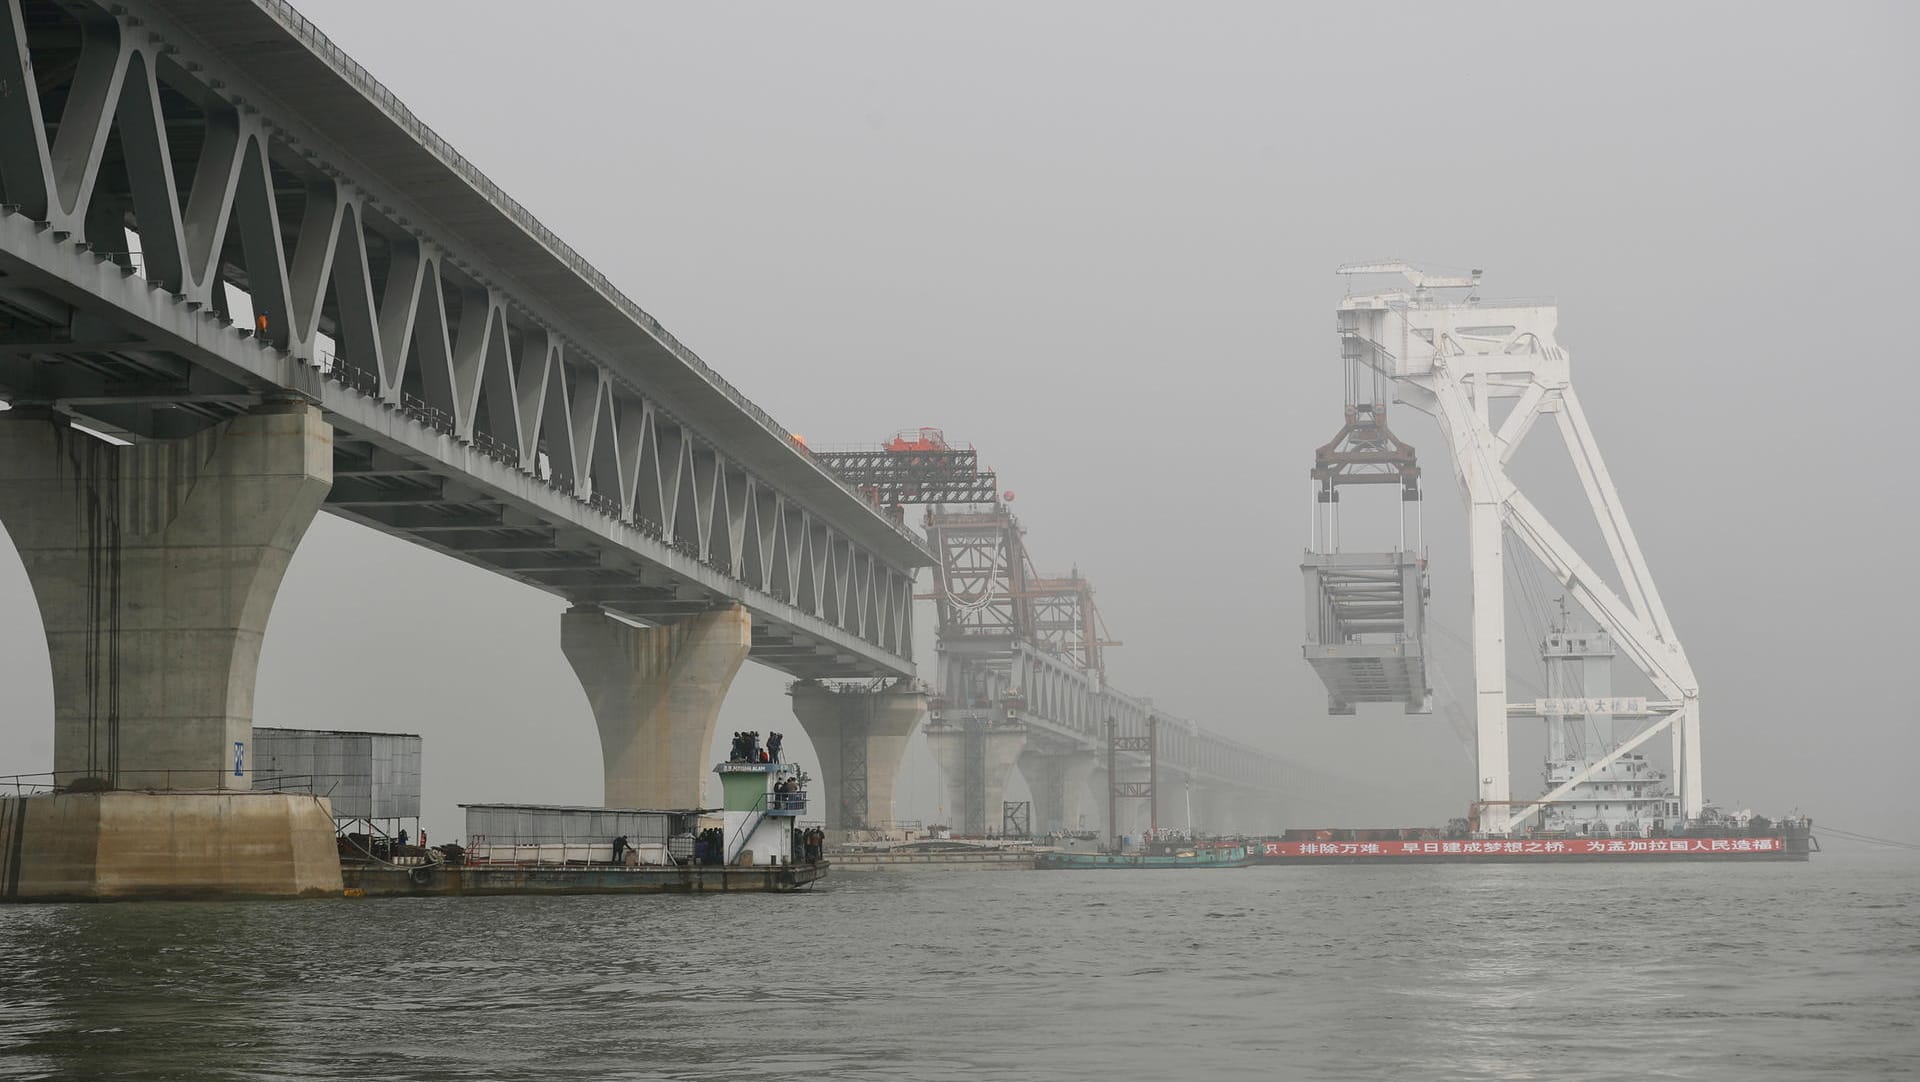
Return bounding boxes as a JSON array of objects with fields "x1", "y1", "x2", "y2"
[{"x1": 2, "y1": 1, "x2": 1915, "y2": 842}]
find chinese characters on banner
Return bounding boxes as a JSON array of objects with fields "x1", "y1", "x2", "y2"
[
  {"x1": 1259, "y1": 838, "x2": 1783, "y2": 857},
  {"x1": 1532, "y1": 696, "x2": 1648, "y2": 715}
]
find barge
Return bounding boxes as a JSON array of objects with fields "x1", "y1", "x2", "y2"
[
  {"x1": 1246, "y1": 817, "x2": 1815, "y2": 865},
  {"x1": 1036, "y1": 840, "x2": 1250, "y2": 870},
  {"x1": 828, "y1": 839, "x2": 1037, "y2": 872},
  {"x1": 339, "y1": 737, "x2": 830, "y2": 898},
  {"x1": 342, "y1": 859, "x2": 824, "y2": 896}
]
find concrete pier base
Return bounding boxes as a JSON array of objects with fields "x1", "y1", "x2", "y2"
[
  {"x1": 789, "y1": 680, "x2": 925, "y2": 837},
  {"x1": 924, "y1": 720, "x2": 1026, "y2": 836},
  {"x1": 1017, "y1": 749, "x2": 1099, "y2": 834},
  {"x1": 561, "y1": 605, "x2": 751, "y2": 809},
  {"x1": 0, "y1": 791, "x2": 343, "y2": 902},
  {"x1": 0, "y1": 406, "x2": 332, "y2": 790}
]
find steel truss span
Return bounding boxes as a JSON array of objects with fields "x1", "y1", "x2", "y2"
[
  {"x1": 921, "y1": 504, "x2": 1281, "y2": 794},
  {"x1": 0, "y1": 0, "x2": 926, "y2": 677},
  {"x1": 815, "y1": 432, "x2": 1286, "y2": 801},
  {"x1": 1335, "y1": 262, "x2": 1701, "y2": 834}
]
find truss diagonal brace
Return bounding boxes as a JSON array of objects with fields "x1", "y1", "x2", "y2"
[
  {"x1": 1502, "y1": 491, "x2": 1694, "y2": 698},
  {"x1": 1503, "y1": 708, "x2": 1678, "y2": 828}
]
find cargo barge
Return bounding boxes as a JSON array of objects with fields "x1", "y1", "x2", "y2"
[{"x1": 828, "y1": 839, "x2": 1036, "y2": 872}]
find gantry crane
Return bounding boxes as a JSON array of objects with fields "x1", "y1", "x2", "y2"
[{"x1": 1311, "y1": 263, "x2": 1702, "y2": 836}]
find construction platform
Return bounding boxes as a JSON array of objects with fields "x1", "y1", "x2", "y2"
[
  {"x1": 340, "y1": 860, "x2": 826, "y2": 897},
  {"x1": 826, "y1": 840, "x2": 1036, "y2": 871}
]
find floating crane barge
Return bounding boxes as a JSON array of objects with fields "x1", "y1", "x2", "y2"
[{"x1": 1284, "y1": 263, "x2": 1813, "y2": 864}]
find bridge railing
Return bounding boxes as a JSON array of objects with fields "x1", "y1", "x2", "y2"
[{"x1": 0, "y1": 772, "x2": 327, "y2": 795}]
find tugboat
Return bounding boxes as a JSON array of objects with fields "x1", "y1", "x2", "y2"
[{"x1": 711, "y1": 734, "x2": 820, "y2": 873}]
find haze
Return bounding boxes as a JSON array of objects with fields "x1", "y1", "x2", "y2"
[{"x1": 2, "y1": 1, "x2": 1913, "y2": 843}]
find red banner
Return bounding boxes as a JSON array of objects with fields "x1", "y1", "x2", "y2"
[{"x1": 1259, "y1": 837, "x2": 1784, "y2": 858}]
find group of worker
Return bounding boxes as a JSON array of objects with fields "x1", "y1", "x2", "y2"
[
  {"x1": 728, "y1": 730, "x2": 785, "y2": 763},
  {"x1": 799, "y1": 826, "x2": 826, "y2": 863},
  {"x1": 772, "y1": 774, "x2": 805, "y2": 809}
]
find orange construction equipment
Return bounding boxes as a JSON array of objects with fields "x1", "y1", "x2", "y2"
[{"x1": 884, "y1": 427, "x2": 950, "y2": 453}]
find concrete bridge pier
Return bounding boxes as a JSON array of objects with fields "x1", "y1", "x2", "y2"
[
  {"x1": 1193, "y1": 786, "x2": 1234, "y2": 837},
  {"x1": 789, "y1": 680, "x2": 925, "y2": 839},
  {"x1": 924, "y1": 719, "x2": 1026, "y2": 836},
  {"x1": 1244, "y1": 790, "x2": 1285, "y2": 837},
  {"x1": 0, "y1": 405, "x2": 343, "y2": 900},
  {"x1": 1013, "y1": 748, "x2": 1105, "y2": 832},
  {"x1": 1125, "y1": 773, "x2": 1157, "y2": 839},
  {"x1": 1220, "y1": 789, "x2": 1278, "y2": 837},
  {"x1": 561, "y1": 604, "x2": 752, "y2": 810},
  {"x1": 1016, "y1": 749, "x2": 1099, "y2": 834},
  {"x1": 1162, "y1": 770, "x2": 1200, "y2": 835},
  {"x1": 1088, "y1": 762, "x2": 1110, "y2": 836}
]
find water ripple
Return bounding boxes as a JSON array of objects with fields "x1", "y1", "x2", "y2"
[{"x1": 0, "y1": 854, "x2": 1916, "y2": 1079}]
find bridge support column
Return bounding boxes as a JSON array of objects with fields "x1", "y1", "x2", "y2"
[
  {"x1": 924, "y1": 720, "x2": 1026, "y2": 836},
  {"x1": 789, "y1": 680, "x2": 925, "y2": 838},
  {"x1": 1193, "y1": 787, "x2": 1232, "y2": 836},
  {"x1": 1017, "y1": 749, "x2": 1099, "y2": 834},
  {"x1": 0, "y1": 405, "x2": 331, "y2": 788},
  {"x1": 561, "y1": 604, "x2": 751, "y2": 809},
  {"x1": 1112, "y1": 764, "x2": 1154, "y2": 842},
  {"x1": 1089, "y1": 762, "x2": 1109, "y2": 836},
  {"x1": 0, "y1": 405, "x2": 343, "y2": 900},
  {"x1": 1215, "y1": 790, "x2": 1264, "y2": 836},
  {"x1": 1238, "y1": 790, "x2": 1281, "y2": 836},
  {"x1": 1163, "y1": 771, "x2": 1196, "y2": 835}
]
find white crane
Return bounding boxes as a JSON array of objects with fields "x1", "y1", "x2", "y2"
[{"x1": 1333, "y1": 262, "x2": 1700, "y2": 835}]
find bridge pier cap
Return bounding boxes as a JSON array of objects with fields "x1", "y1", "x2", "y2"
[{"x1": 561, "y1": 604, "x2": 752, "y2": 810}]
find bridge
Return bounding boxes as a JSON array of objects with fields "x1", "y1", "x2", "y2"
[
  {"x1": 0, "y1": 0, "x2": 1282, "y2": 897},
  {"x1": 0, "y1": 0, "x2": 943, "y2": 895},
  {"x1": 809, "y1": 432, "x2": 1285, "y2": 839}
]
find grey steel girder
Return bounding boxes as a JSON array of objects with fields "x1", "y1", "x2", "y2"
[
  {"x1": 1301, "y1": 550, "x2": 1432, "y2": 714},
  {"x1": 0, "y1": 0, "x2": 927, "y2": 677}
]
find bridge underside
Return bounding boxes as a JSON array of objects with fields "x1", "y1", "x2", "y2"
[
  {"x1": 0, "y1": 0, "x2": 923, "y2": 681},
  {"x1": 0, "y1": 0, "x2": 932, "y2": 900},
  {"x1": 0, "y1": 212, "x2": 905, "y2": 682}
]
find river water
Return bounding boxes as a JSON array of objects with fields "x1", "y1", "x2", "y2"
[{"x1": 1, "y1": 851, "x2": 1915, "y2": 1081}]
